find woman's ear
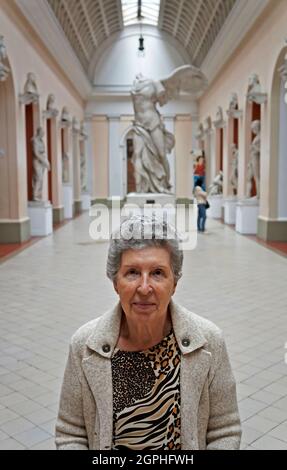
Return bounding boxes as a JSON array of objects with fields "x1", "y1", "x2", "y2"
[
  {"x1": 172, "y1": 282, "x2": 177, "y2": 295},
  {"x1": 113, "y1": 280, "x2": 118, "y2": 294}
]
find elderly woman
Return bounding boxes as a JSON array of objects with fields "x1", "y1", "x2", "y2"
[{"x1": 55, "y1": 215, "x2": 241, "y2": 450}]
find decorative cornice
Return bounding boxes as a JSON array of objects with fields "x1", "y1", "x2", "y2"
[
  {"x1": 201, "y1": 0, "x2": 271, "y2": 84},
  {"x1": 15, "y1": 0, "x2": 91, "y2": 99}
]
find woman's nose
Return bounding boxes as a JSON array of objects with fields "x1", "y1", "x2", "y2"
[{"x1": 137, "y1": 275, "x2": 152, "y2": 295}]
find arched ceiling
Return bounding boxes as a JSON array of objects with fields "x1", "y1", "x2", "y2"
[{"x1": 47, "y1": 0, "x2": 237, "y2": 75}]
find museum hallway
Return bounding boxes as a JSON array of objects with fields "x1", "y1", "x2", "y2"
[{"x1": 0, "y1": 213, "x2": 287, "y2": 450}]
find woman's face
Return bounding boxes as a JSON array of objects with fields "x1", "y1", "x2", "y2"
[{"x1": 113, "y1": 246, "x2": 177, "y2": 321}]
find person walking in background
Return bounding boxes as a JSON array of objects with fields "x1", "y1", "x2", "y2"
[
  {"x1": 194, "y1": 177, "x2": 208, "y2": 233},
  {"x1": 193, "y1": 153, "x2": 206, "y2": 190}
]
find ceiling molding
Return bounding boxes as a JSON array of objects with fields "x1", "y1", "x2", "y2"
[
  {"x1": 15, "y1": 0, "x2": 91, "y2": 99},
  {"x1": 201, "y1": 0, "x2": 272, "y2": 84}
]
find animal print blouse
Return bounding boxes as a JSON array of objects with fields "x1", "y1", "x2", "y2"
[{"x1": 111, "y1": 330, "x2": 181, "y2": 450}]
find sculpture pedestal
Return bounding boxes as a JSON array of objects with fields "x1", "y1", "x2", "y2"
[
  {"x1": 63, "y1": 184, "x2": 73, "y2": 219},
  {"x1": 235, "y1": 198, "x2": 259, "y2": 234},
  {"x1": 126, "y1": 192, "x2": 175, "y2": 207},
  {"x1": 224, "y1": 197, "x2": 237, "y2": 224},
  {"x1": 28, "y1": 201, "x2": 53, "y2": 236},
  {"x1": 81, "y1": 193, "x2": 91, "y2": 210},
  {"x1": 208, "y1": 195, "x2": 223, "y2": 219},
  {"x1": 124, "y1": 193, "x2": 176, "y2": 226}
]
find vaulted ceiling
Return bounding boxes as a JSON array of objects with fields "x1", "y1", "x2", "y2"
[{"x1": 47, "y1": 0, "x2": 237, "y2": 74}]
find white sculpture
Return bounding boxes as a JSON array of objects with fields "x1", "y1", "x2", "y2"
[
  {"x1": 44, "y1": 94, "x2": 59, "y2": 118},
  {"x1": 20, "y1": 73, "x2": 39, "y2": 104},
  {"x1": 80, "y1": 123, "x2": 88, "y2": 141},
  {"x1": 213, "y1": 106, "x2": 225, "y2": 128},
  {"x1": 60, "y1": 107, "x2": 71, "y2": 127},
  {"x1": 80, "y1": 152, "x2": 87, "y2": 192},
  {"x1": 204, "y1": 116, "x2": 212, "y2": 134},
  {"x1": 247, "y1": 120, "x2": 261, "y2": 198},
  {"x1": 195, "y1": 123, "x2": 205, "y2": 141},
  {"x1": 246, "y1": 73, "x2": 267, "y2": 104},
  {"x1": 230, "y1": 143, "x2": 238, "y2": 195},
  {"x1": 131, "y1": 65, "x2": 207, "y2": 193},
  {"x1": 32, "y1": 127, "x2": 50, "y2": 201},
  {"x1": 226, "y1": 93, "x2": 242, "y2": 119},
  {"x1": 62, "y1": 152, "x2": 69, "y2": 183},
  {"x1": 208, "y1": 171, "x2": 223, "y2": 196},
  {"x1": 0, "y1": 35, "x2": 10, "y2": 82}
]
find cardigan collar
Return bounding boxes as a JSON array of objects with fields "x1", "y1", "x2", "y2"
[{"x1": 85, "y1": 299, "x2": 207, "y2": 358}]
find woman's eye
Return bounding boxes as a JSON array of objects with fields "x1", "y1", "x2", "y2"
[
  {"x1": 153, "y1": 269, "x2": 164, "y2": 277},
  {"x1": 126, "y1": 269, "x2": 139, "y2": 277}
]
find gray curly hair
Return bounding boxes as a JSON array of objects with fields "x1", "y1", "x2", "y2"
[{"x1": 106, "y1": 214, "x2": 183, "y2": 283}]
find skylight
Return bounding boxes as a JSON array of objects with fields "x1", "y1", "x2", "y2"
[{"x1": 121, "y1": 0, "x2": 160, "y2": 27}]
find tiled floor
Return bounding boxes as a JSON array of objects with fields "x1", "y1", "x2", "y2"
[{"x1": 0, "y1": 212, "x2": 286, "y2": 450}]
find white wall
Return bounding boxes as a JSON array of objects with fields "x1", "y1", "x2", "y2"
[{"x1": 92, "y1": 26, "x2": 189, "y2": 89}]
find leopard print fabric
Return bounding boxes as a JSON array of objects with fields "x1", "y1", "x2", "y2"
[{"x1": 111, "y1": 329, "x2": 181, "y2": 450}]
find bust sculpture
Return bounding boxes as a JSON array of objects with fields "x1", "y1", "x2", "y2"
[
  {"x1": 213, "y1": 106, "x2": 225, "y2": 128},
  {"x1": 131, "y1": 65, "x2": 207, "y2": 193},
  {"x1": 32, "y1": 127, "x2": 50, "y2": 201},
  {"x1": 230, "y1": 143, "x2": 238, "y2": 195},
  {"x1": 61, "y1": 107, "x2": 71, "y2": 127},
  {"x1": 45, "y1": 94, "x2": 59, "y2": 118},
  {"x1": 0, "y1": 35, "x2": 10, "y2": 81},
  {"x1": 246, "y1": 74, "x2": 267, "y2": 104},
  {"x1": 226, "y1": 93, "x2": 242, "y2": 119},
  {"x1": 247, "y1": 120, "x2": 261, "y2": 198},
  {"x1": 20, "y1": 72, "x2": 39, "y2": 104},
  {"x1": 208, "y1": 171, "x2": 223, "y2": 196},
  {"x1": 195, "y1": 123, "x2": 204, "y2": 141}
]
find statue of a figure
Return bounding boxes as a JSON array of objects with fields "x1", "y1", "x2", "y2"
[
  {"x1": 24, "y1": 72, "x2": 39, "y2": 103},
  {"x1": 44, "y1": 94, "x2": 58, "y2": 118},
  {"x1": 208, "y1": 171, "x2": 223, "y2": 196},
  {"x1": 230, "y1": 143, "x2": 238, "y2": 195},
  {"x1": 61, "y1": 107, "x2": 71, "y2": 127},
  {"x1": 80, "y1": 152, "x2": 87, "y2": 192},
  {"x1": 195, "y1": 123, "x2": 204, "y2": 140},
  {"x1": 62, "y1": 152, "x2": 69, "y2": 183},
  {"x1": 213, "y1": 106, "x2": 225, "y2": 128},
  {"x1": 0, "y1": 35, "x2": 10, "y2": 81},
  {"x1": 247, "y1": 74, "x2": 267, "y2": 104},
  {"x1": 131, "y1": 65, "x2": 207, "y2": 193},
  {"x1": 247, "y1": 73, "x2": 261, "y2": 95},
  {"x1": 32, "y1": 127, "x2": 50, "y2": 201},
  {"x1": 247, "y1": 120, "x2": 261, "y2": 198}
]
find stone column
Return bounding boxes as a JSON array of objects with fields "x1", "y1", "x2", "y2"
[
  {"x1": 108, "y1": 114, "x2": 123, "y2": 199},
  {"x1": 72, "y1": 121, "x2": 82, "y2": 215},
  {"x1": 175, "y1": 114, "x2": 192, "y2": 201}
]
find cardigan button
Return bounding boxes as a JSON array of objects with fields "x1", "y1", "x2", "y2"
[
  {"x1": 102, "y1": 344, "x2": 110, "y2": 353},
  {"x1": 182, "y1": 338, "x2": 190, "y2": 347}
]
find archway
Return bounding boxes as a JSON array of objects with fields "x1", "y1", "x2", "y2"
[{"x1": 0, "y1": 57, "x2": 28, "y2": 242}]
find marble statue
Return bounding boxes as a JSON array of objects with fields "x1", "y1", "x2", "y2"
[
  {"x1": 131, "y1": 65, "x2": 207, "y2": 193},
  {"x1": 80, "y1": 152, "x2": 87, "y2": 192},
  {"x1": 46, "y1": 94, "x2": 59, "y2": 118},
  {"x1": 213, "y1": 106, "x2": 225, "y2": 128},
  {"x1": 204, "y1": 116, "x2": 212, "y2": 134},
  {"x1": 195, "y1": 123, "x2": 204, "y2": 141},
  {"x1": 247, "y1": 120, "x2": 261, "y2": 198},
  {"x1": 0, "y1": 35, "x2": 10, "y2": 81},
  {"x1": 226, "y1": 93, "x2": 242, "y2": 119},
  {"x1": 208, "y1": 171, "x2": 223, "y2": 196},
  {"x1": 62, "y1": 152, "x2": 69, "y2": 183},
  {"x1": 61, "y1": 107, "x2": 71, "y2": 127},
  {"x1": 246, "y1": 73, "x2": 267, "y2": 104},
  {"x1": 230, "y1": 143, "x2": 238, "y2": 194},
  {"x1": 32, "y1": 127, "x2": 50, "y2": 201},
  {"x1": 20, "y1": 72, "x2": 39, "y2": 104}
]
